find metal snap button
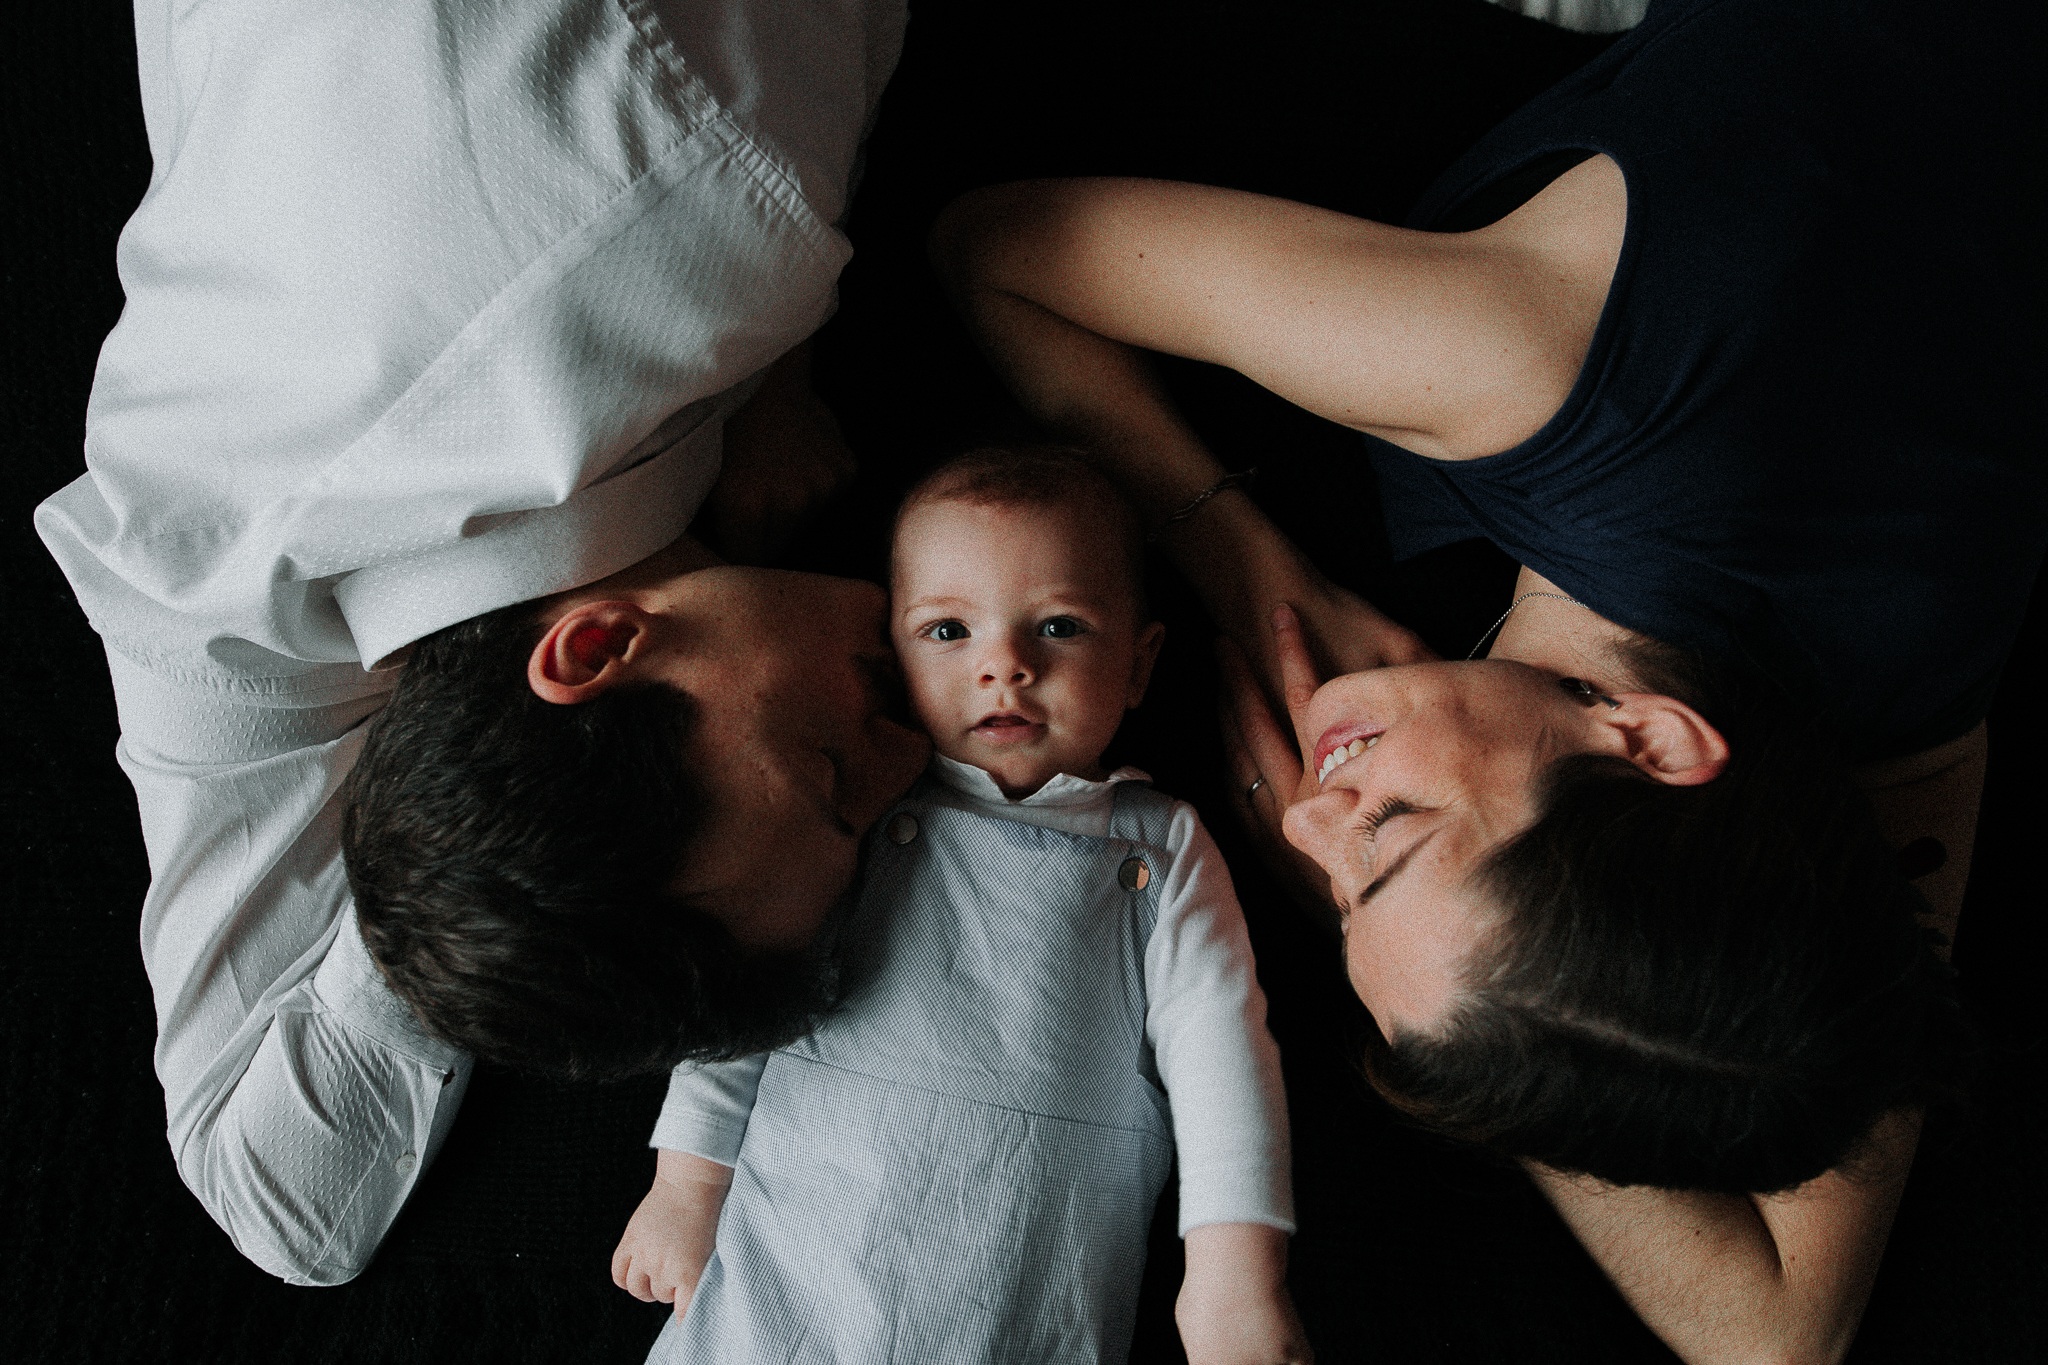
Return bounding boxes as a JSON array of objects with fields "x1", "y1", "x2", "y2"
[
  {"x1": 1118, "y1": 857, "x2": 1150, "y2": 892},
  {"x1": 394, "y1": 1151, "x2": 417, "y2": 1176},
  {"x1": 887, "y1": 813, "x2": 920, "y2": 846}
]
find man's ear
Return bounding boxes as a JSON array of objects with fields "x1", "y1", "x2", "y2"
[
  {"x1": 528, "y1": 602, "x2": 658, "y2": 705},
  {"x1": 1605, "y1": 693, "x2": 1730, "y2": 787},
  {"x1": 1125, "y1": 621, "x2": 1168, "y2": 709}
]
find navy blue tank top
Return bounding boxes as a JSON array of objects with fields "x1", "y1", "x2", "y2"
[{"x1": 1367, "y1": 0, "x2": 2048, "y2": 757}]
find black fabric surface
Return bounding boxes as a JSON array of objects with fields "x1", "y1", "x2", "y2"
[{"x1": 5, "y1": 3, "x2": 2043, "y2": 1362}]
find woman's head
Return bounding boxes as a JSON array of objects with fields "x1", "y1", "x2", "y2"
[
  {"x1": 1281, "y1": 640, "x2": 1967, "y2": 1192},
  {"x1": 1282, "y1": 655, "x2": 1729, "y2": 1036}
]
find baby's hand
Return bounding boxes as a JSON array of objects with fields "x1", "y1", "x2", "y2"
[
  {"x1": 1177, "y1": 1222, "x2": 1315, "y2": 1365},
  {"x1": 611, "y1": 1150, "x2": 735, "y2": 1319}
]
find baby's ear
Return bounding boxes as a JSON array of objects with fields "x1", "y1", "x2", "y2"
[{"x1": 1126, "y1": 621, "x2": 1167, "y2": 708}]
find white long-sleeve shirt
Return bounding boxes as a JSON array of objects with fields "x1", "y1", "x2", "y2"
[
  {"x1": 1483, "y1": 0, "x2": 1648, "y2": 32},
  {"x1": 655, "y1": 758, "x2": 1296, "y2": 1235},
  {"x1": 34, "y1": 0, "x2": 904, "y2": 1286}
]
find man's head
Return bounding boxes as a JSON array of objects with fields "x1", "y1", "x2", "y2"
[
  {"x1": 345, "y1": 544, "x2": 930, "y2": 1079},
  {"x1": 889, "y1": 448, "x2": 1163, "y2": 798}
]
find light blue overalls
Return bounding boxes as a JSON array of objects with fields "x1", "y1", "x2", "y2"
[{"x1": 650, "y1": 778, "x2": 1182, "y2": 1363}]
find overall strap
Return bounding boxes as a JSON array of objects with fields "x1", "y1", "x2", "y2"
[{"x1": 1105, "y1": 781, "x2": 1178, "y2": 942}]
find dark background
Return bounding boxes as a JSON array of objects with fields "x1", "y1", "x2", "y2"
[{"x1": 5, "y1": 2, "x2": 2043, "y2": 1362}]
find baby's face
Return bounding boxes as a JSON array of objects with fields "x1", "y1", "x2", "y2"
[{"x1": 892, "y1": 498, "x2": 1163, "y2": 798}]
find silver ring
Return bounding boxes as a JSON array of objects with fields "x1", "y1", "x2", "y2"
[{"x1": 1245, "y1": 777, "x2": 1265, "y2": 801}]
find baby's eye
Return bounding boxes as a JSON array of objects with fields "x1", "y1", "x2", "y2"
[
  {"x1": 1038, "y1": 616, "x2": 1085, "y2": 639},
  {"x1": 922, "y1": 619, "x2": 970, "y2": 643}
]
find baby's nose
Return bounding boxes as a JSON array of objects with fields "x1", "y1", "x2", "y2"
[{"x1": 979, "y1": 639, "x2": 1035, "y2": 686}]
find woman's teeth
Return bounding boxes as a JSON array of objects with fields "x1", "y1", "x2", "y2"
[{"x1": 1318, "y1": 735, "x2": 1378, "y2": 784}]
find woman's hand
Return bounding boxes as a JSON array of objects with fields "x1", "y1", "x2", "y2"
[
  {"x1": 1216, "y1": 606, "x2": 1355, "y2": 928},
  {"x1": 1162, "y1": 483, "x2": 1433, "y2": 706}
]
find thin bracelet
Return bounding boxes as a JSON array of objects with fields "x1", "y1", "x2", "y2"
[{"x1": 1152, "y1": 467, "x2": 1257, "y2": 542}]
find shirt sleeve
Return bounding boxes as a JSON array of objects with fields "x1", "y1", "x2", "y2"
[
  {"x1": 1479, "y1": 0, "x2": 1648, "y2": 32},
  {"x1": 113, "y1": 657, "x2": 470, "y2": 1286},
  {"x1": 1145, "y1": 804, "x2": 1296, "y2": 1236},
  {"x1": 651, "y1": 1055, "x2": 770, "y2": 1166}
]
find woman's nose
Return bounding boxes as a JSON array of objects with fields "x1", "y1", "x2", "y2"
[{"x1": 1281, "y1": 786, "x2": 1357, "y2": 867}]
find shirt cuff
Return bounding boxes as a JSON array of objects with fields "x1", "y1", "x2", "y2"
[
  {"x1": 312, "y1": 909, "x2": 467, "y2": 1075},
  {"x1": 1178, "y1": 1156, "x2": 1297, "y2": 1237},
  {"x1": 649, "y1": 1056, "x2": 766, "y2": 1165}
]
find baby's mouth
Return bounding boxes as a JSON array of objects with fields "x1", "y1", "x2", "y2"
[{"x1": 970, "y1": 712, "x2": 1046, "y2": 746}]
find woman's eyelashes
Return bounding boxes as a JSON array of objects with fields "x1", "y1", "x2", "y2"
[{"x1": 1353, "y1": 797, "x2": 1417, "y2": 842}]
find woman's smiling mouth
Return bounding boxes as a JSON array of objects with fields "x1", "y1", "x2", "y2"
[{"x1": 1313, "y1": 722, "x2": 1386, "y2": 783}]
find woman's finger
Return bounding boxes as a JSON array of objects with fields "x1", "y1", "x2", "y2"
[
  {"x1": 1270, "y1": 603, "x2": 1324, "y2": 710},
  {"x1": 1218, "y1": 638, "x2": 1306, "y2": 811},
  {"x1": 1217, "y1": 641, "x2": 1345, "y2": 936},
  {"x1": 1269, "y1": 603, "x2": 1329, "y2": 755}
]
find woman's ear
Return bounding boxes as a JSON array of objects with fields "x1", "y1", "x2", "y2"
[
  {"x1": 528, "y1": 602, "x2": 657, "y2": 705},
  {"x1": 1605, "y1": 693, "x2": 1731, "y2": 787},
  {"x1": 1125, "y1": 621, "x2": 1168, "y2": 709}
]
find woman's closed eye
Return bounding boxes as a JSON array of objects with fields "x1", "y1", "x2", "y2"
[{"x1": 1353, "y1": 797, "x2": 1417, "y2": 842}]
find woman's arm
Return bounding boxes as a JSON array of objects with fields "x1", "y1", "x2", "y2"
[
  {"x1": 931, "y1": 172, "x2": 1618, "y2": 460},
  {"x1": 932, "y1": 179, "x2": 1485, "y2": 684},
  {"x1": 1527, "y1": 1108, "x2": 1921, "y2": 1365}
]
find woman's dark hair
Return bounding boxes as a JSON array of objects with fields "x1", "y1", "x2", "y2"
[
  {"x1": 343, "y1": 602, "x2": 836, "y2": 1082},
  {"x1": 1362, "y1": 640, "x2": 1971, "y2": 1193}
]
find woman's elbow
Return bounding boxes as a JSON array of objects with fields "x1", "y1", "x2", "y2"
[{"x1": 928, "y1": 179, "x2": 1068, "y2": 292}]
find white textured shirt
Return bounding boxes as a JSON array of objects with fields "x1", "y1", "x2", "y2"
[
  {"x1": 1482, "y1": 0, "x2": 1648, "y2": 32},
  {"x1": 655, "y1": 757, "x2": 1297, "y2": 1235},
  {"x1": 34, "y1": 0, "x2": 904, "y2": 1286}
]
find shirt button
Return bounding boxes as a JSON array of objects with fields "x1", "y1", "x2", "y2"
[
  {"x1": 887, "y1": 813, "x2": 920, "y2": 845},
  {"x1": 394, "y1": 1152, "x2": 417, "y2": 1176},
  {"x1": 1118, "y1": 857, "x2": 1150, "y2": 892}
]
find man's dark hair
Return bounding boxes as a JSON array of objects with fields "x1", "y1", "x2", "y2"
[
  {"x1": 343, "y1": 601, "x2": 835, "y2": 1081},
  {"x1": 1360, "y1": 640, "x2": 1972, "y2": 1193}
]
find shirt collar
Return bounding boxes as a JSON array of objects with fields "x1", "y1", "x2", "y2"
[{"x1": 927, "y1": 752, "x2": 1149, "y2": 809}]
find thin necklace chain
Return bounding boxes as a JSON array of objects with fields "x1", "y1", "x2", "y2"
[{"x1": 1467, "y1": 591, "x2": 1584, "y2": 660}]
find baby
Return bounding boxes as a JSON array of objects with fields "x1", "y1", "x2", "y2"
[{"x1": 614, "y1": 448, "x2": 1305, "y2": 1364}]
